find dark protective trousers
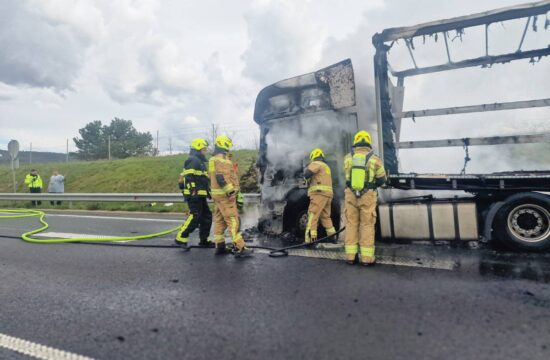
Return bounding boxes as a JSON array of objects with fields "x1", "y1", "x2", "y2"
[
  {"x1": 177, "y1": 197, "x2": 212, "y2": 243},
  {"x1": 29, "y1": 187, "x2": 42, "y2": 206}
]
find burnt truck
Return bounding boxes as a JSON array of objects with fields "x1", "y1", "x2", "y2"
[{"x1": 254, "y1": 1, "x2": 550, "y2": 251}]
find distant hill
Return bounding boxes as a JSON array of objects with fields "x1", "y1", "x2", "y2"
[{"x1": 0, "y1": 150, "x2": 76, "y2": 165}]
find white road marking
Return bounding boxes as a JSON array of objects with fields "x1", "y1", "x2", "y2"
[
  {"x1": 46, "y1": 214, "x2": 182, "y2": 223},
  {"x1": 23, "y1": 212, "x2": 457, "y2": 270},
  {"x1": 33, "y1": 232, "x2": 126, "y2": 240},
  {"x1": 0, "y1": 332, "x2": 94, "y2": 360},
  {"x1": 255, "y1": 248, "x2": 456, "y2": 271}
]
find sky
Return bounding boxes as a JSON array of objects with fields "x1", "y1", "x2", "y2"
[{"x1": 0, "y1": 0, "x2": 549, "y2": 172}]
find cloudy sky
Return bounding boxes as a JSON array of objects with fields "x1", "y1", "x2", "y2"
[{"x1": 0, "y1": 0, "x2": 549, "y2": 171}]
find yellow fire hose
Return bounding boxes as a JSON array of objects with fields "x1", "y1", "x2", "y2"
[
  {"x1": 0, "y1": 209, "x2": 181, "y2": 243},
  {"x1": 0, "y1": 209, "x2": 344, "y2": 256}
]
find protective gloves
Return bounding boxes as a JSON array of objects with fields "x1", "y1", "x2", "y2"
[{"x1": 236, "y1": 192, "x2": 244, "y2": 212}]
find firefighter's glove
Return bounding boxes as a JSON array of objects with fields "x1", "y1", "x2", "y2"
[
  {"x1": 178, "y1": 182, "x2": 185, "y2": 190},
  {"x1": 236, "y1": 192, "x2": 244, "y2": 212}
]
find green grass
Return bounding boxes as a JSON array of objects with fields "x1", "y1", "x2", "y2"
[{"x1": 0, "y1": 150, "x2": 258, "y2": 212}]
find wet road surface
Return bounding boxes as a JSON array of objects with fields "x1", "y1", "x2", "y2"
[{"x1": 0, "y1": 211, "x2": 549, "y2": 359}]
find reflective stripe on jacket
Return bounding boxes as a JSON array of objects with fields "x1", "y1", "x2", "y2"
[
  {"x1": 305, "y1": 160, "x2": 333, "y2": 197},
  {"x1": 182, "y1": 150, "x2": 210, "y2": 197},
  {"x1": 209, "y1": 152, "x2": 239, "y2": 197},
  {"x1": 24, "y1": 174, "x2": 43, "y2": 189}
]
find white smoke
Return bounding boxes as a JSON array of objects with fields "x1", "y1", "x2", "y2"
[
  {"x1": 262, "y1": 112, "x2": 357, "y2": 202},
  {"x1": 315, "y1": 2, "x2": 550, "y2": 174}
]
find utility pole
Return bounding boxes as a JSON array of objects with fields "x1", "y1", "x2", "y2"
[
  {"x1": 66, "y1": 138, "x2": 69, "y2": 163},
  {"x1": 169, "y1": 137, "x2": 172, "y2": 155},
  {"x1": 108, "y1": 135, "x2": 111, "y2": 161},
  {"x1": 156, "y1": 130, "x2": 159, "y2": 156},
  {"x1": 211, "y1": 123, "x2": 218, "y2": 148},
  {"x1": 29, "y1": 142, "x2": 32, "y2": 164},
  {"x1": 8, "y1": 140, "x2": 19, "y2": 193}
]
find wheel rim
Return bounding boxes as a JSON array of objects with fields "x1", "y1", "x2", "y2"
[
  {"x1": 507, "y1": 204, "x2": 550, "y2": 243},
  {"x1": 298, "y1": 211, "x2": 309, "y2": 232}
]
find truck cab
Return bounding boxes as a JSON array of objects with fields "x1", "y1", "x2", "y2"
[{"x1": 254, "y1": 59, "x2": 357, "y2": 236}]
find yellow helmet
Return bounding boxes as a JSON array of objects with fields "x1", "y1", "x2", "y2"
[
  {"x1": 353, "y1": 130, "x2": 372, "y2": 147},
  {"x1": 309, "y1": 148, "x2": 325, "y2": 161},
  {"x1": 215, "y1": 135, "x2": 233, "y2": 151},
  {"x1": 191, "y1": 138, "x2": 209, "y2": 151}
]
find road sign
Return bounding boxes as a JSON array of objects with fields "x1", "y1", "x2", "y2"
[{"x1": 8, "y1": 140, "x2": 19, "y2": 160}]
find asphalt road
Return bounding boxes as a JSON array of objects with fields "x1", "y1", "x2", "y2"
[{"x1": 1, "y1": 211, "x2": 549, "y2": 360}]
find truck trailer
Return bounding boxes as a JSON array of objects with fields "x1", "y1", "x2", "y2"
[{"x1": 254, "y1": 1, "x2": 550, "y2": 251}]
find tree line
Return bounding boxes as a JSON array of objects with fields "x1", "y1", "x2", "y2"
[{"x1": 73, "y1": 118, "x2": 153, "y2": 160}]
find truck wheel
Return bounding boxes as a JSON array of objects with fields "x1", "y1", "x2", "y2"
[
  {"x1": 493, "y1": 193, "x2": 550, "y2": 251},
  {"x1": 292, "y1": 202, "x2": 341, "y2": 239},
  {"x1": 294, "y1": 207, "x2": 309, "y2": 238},
  {"x1": 285, "y1": 199, "x2": 341, "y2": 239}
]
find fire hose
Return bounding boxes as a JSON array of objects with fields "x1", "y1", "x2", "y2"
[{"x1": 0, "y1": 209, "x2": 344, "y2": 257}]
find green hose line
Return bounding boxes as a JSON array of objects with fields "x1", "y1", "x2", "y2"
[{"x1": 0, "y1": 209, "x2": 181, "y2": 244}]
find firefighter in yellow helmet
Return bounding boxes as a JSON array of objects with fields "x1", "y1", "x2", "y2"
[
  {"x1": 343, "y1": 130, "x2": 387, "y2": 266},
  {"x1": 175, "y1": 138, "x2": 213, "y2": 250},
  {"x1": 209, "y1": 135, "x2": 253, "y2": 257},
  {"x1": 303, "y1": 148, "x2": 336, "y2": 243}
]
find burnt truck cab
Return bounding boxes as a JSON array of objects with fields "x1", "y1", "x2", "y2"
[
  {"x1": 253, "y1": 1, "x2": 550, "y2": 251},
  {"x1": 254, "y1": 59, "x2": 358, "y2": 236}
]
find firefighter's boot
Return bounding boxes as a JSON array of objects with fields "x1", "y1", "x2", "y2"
[
  {"x1": 215, "y1": 242, "x2": 232, "y2": 255},
  {"x1": 346, "y1": 254, "x2": 359, "y2": 266},
  {"x1": 234, "y1": 246, "x2": 253, "y2": 258},
  {"x1": 174, "y1": 237, "x2": 190, "y2": 251},
  {"x1": 198, "y1": 238, "x2": 215, "y2": 248}
]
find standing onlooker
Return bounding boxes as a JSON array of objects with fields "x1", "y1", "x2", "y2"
[
  {"x1": 47, "y1": 170, "x2": 65, "y2": 206},
  {"x1": 24, "y1": 169, "x2": 43, "y2": 206}
]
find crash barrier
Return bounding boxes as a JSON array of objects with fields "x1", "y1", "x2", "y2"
[
  {"x1": 0, "y1": 193, "x2": 260, "y2": 203},
  {"x1": 0, "y1": 209, "x2": 344, "y2": 257}
]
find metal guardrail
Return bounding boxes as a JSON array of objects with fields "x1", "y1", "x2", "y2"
[{"x1": 0, "y1": 193, "x2": 261, "y2": 203}]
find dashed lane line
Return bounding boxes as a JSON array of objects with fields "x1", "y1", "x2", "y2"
[
  {"x1": 28, "y1": 228, "x2": 457, "y2": 271},
  {"x1": 45, "y1": 214, "x2": 182, "y2": 223},
  {"x1": 0, "y1": 333, "x2": 94, "y2": 360}
]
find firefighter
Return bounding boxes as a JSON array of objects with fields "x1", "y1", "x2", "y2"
[
  {"x1": 303, "y1": 148, "x2": 336, "y2": 243},
  {"x1": 343, "y1": 130, "x2": 387, "y2": 266},
  {"x1": 175, "y1": 138, "x2": 213, "y2": 250},
  {"x1": 24, "y1": 169, "x2": 43, "y2": 206},
  {"x1": 209, "y1": 135, "x2": 252, "y2": 257}
]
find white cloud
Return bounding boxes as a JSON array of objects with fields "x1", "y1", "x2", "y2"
[
  {"x1": 0, "y1": 0, "x2": 548, "y2": 162},
  {"x1": 0, "y1": 1, "x2": 95, "y2": 90},
  {"x1": 241, "y1": 0, "x2": 324, "y2": 84}
]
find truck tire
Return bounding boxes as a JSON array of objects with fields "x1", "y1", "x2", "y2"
[
  {"x1": 293, "y1": 204, "x2": 310, "y2": 238},
  {"x1": 493, "y1": 193, "x2": 550, "y2": 251},
  {"x1": 284, "y1": 198, "x2": 341, "y2": 239}
]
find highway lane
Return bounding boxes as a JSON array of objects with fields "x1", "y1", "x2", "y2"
[{"x1": 1, "y1": 211, "x2": 549, "y2": 359}]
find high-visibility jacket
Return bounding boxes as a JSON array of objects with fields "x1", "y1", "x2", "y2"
[
  {"x1": 304, "y1": 160, "x2": 333, "y2": 198},
  {"x1": 181, "y1": 150, "x2": 209, "y2": 197},
  {"x1": 344, "y1": 146, "x2": 386, "y2": 191},
  {"x1": 209, "y1": 150, "x2": 239, "y2": 198},
  {"x1": 24, "y1": 174, "x2": 43, "y2": 189}
]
